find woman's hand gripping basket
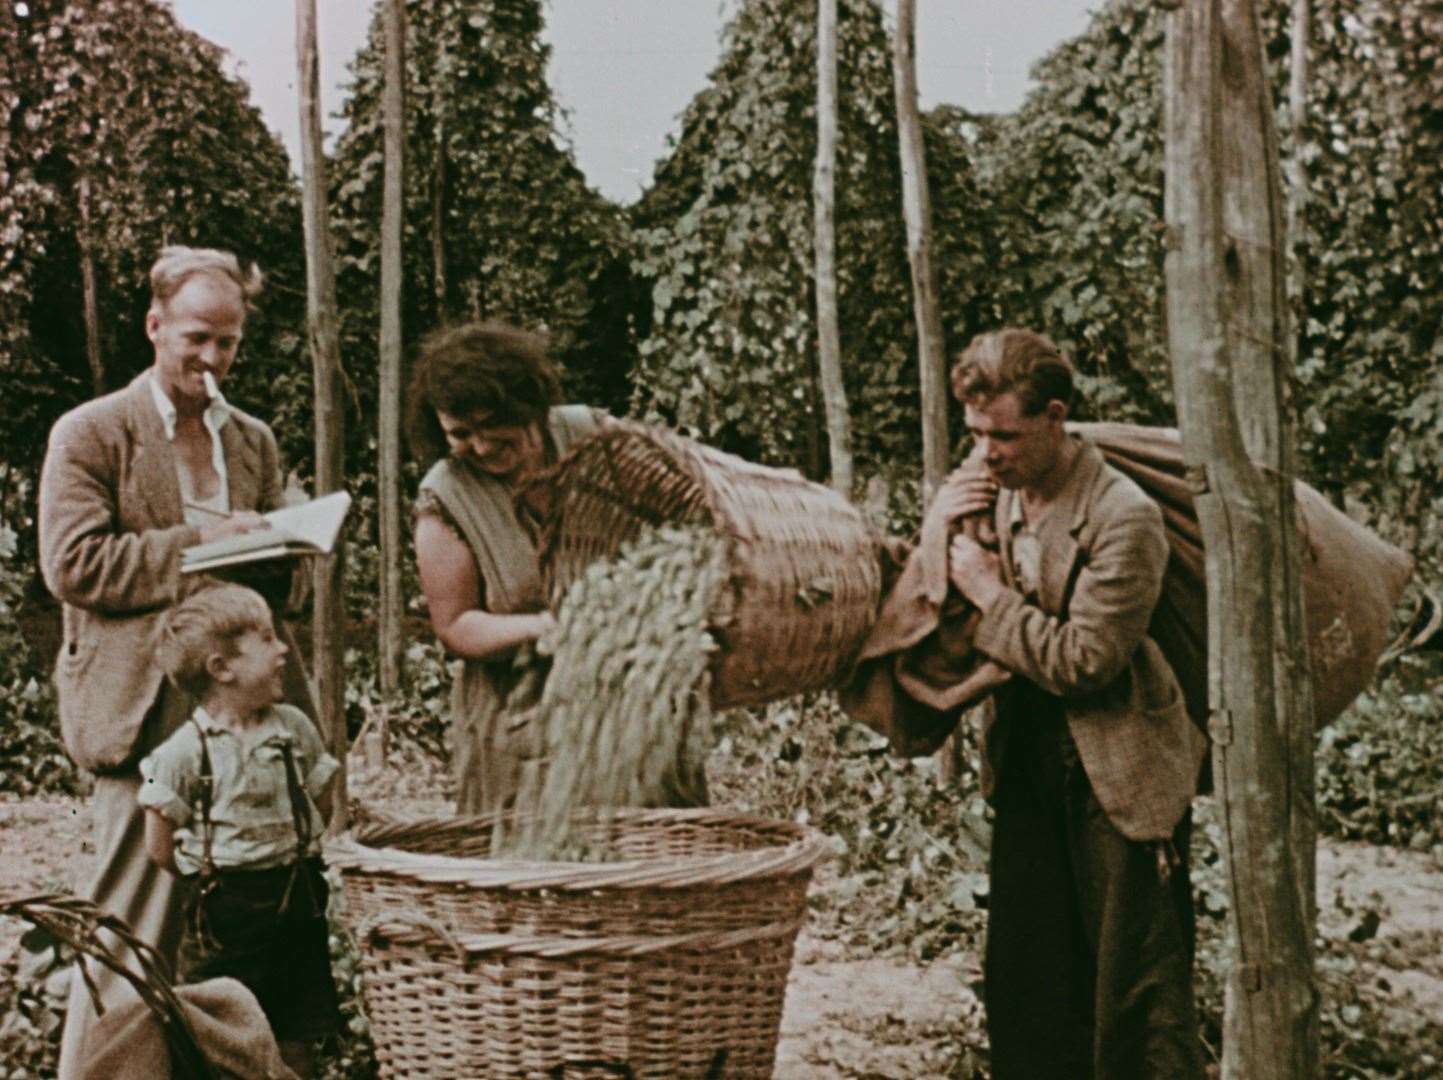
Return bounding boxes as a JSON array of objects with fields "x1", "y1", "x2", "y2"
[
  {"x1": 535, "y1": 420, "x2": 884, "y2": 708},
  {"x1": 326, "y1": 808, "x2": 833, "y2": 1079}
]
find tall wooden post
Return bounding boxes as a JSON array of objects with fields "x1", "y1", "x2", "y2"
[
  {"x1": 431, "y1": 33, "x2": 449, "y2": 323},
  {"x1": 893, "y1": 0, "x2": 959, "y2": 780},
  {"x1": 76, "y1": 174, "x2": 104, "y2": 396},
  {"x1": 296, "y1": 0, "x2": 349, "y2": 831},
  {"x1": 892, "y1": 0, "x2": 948, "y2": 502},
  {"x1": 813, "y1": 0, "x2": 853, "y2": 495},
  {"x1": 377, "y1": 0, "x2": 406, "y2": 693},
  {"x1": 1286, "y1": 0, "x2": 1310, "y2": 308},
  {"x1": 1163, "y1": 1, "x2": 1318, "y2": 1076}
]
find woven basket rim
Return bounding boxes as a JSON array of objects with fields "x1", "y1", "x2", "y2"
[
  {"x1": 536, "y1": 421, "x2": 822, "y2": 555},
  {"x1": 562, "y1": 420, "x2": 810, "y2": 484},
  {"x1": 325, "y1": 807, "x2": 833, "y2": 893}
]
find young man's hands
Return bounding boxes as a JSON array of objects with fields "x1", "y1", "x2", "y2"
[
  {"x1": 924, "y1": 466, "x2": 997, "y2": 532},
  {"x1": 949, "y1": 534, "x2": 1006, "y2": 609},
  {"x1": 924, "y1": 465, "x2": 1007, "y2": 608}
]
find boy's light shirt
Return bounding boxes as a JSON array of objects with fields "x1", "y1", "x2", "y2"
[{"x1": 138, "y1": 703, "x2": 338, "y2": 877}]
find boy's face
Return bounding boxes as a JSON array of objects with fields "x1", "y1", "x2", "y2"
[{"x1": 218, "y1": 623, "x2": 288, "y2": 710}]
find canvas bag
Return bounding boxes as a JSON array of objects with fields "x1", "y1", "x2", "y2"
[{"x1": 841, "y1": 423, "x2": 1414, "y2": 753}]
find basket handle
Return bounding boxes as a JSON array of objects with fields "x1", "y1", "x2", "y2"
[{"x1": 357, "y1": 909, "x2": 467, "y2": 966}]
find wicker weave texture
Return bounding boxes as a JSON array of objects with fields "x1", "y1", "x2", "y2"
[
  {"x1": 329, "y1": 809, "x2": 831, "y2": 1079},
  {"x1": 536, "y1": 422, "x2": 882, "y2": 708}
]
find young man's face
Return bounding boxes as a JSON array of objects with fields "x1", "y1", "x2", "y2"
[
  {"x1": 220, "y1": 623, "x2": 288, "y2": 710},
  {"x1": 963, "y1": 391, "x2": 1067, "y2": 492},
  {"x1": 147, "y1": 274, "x2": 246, "y2": 409}
]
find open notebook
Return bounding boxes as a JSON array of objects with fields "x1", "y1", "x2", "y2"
[{"x1": 181, "y1": 490, "x2": 352, "y2": 574}]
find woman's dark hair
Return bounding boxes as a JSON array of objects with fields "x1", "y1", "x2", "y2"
[
  {"x1": 950, "y1": 328, "x2": 1075, "y2": 416},
  {"x1": 405, "y1": 321, "x2": 563, "y2": 462}
]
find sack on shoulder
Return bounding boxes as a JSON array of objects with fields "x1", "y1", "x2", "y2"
[
  {"x1": 1077, "y1": 422, "x2": 1414, "y2": 731},
  {"x1": 840, "y1": 423, "x2": 1412, "y2": 758}
]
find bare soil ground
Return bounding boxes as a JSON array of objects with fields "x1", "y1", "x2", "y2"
[{"x1": 3, "y1": 792, "x2": 1440, "y2": 1078}]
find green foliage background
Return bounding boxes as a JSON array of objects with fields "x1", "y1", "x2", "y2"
[
  {"x1": 2, "y1": 0, "x2": 1442, "y2": 1074},
  {"x1": 630, "y1": 0, "x2": 913, "y2": 469},
  {"x1": 629, "y1": 0, "x2": 1002, "y2": 473},
  {"x1": 328, "y1": 0, "x2": 640, "y2": 425},
  {"x1": 0, "y1": 0, "x2": 309, "y2": 485}
]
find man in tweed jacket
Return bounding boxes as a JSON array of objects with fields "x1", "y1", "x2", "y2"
[
  {"x1": 938, "y1": 328, "x2": 1207, "y2": 1080},
  {"x1": 38, "y1": 247, "x2": 313, "y2": 1078}
]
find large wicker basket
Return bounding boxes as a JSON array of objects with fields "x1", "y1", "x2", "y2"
[
  {"x1": 536, "y1": 421, "x2": 882, "y2": 708},
  {"x1": 327, "y1": 808, "x2": 832, "y2": 1079}
]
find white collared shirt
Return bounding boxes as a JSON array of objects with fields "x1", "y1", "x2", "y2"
[{"x1": 148, "y1": 371, "x2": 232, "y2": 526}]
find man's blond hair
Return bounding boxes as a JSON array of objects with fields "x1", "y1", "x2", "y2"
[
  {"x1": 154, "y1": 584, "x2": 274, "y2": 697},
  {"x1": 148, "y1": 246, "x2": 263, "y2": 315}
]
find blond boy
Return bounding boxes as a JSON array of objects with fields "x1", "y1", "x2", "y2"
[{"x1": 141, "y1": 584, "x2": 338, "y2": 1078}]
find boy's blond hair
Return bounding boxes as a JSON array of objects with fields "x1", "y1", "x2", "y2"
[{"x1": 155, "y1": 584, "x2": 274, "y2": 697}]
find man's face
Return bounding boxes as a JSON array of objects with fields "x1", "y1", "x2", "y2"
[
  {"x1": 147, "y1": 274, "x2": 246, "y2": 408},
  {"x1": 963, "y1": 391, "x2": 1066, "y2": 492}
]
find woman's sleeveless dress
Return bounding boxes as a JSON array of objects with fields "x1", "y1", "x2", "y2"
[{"x1": 416, "y1": 405, "x2": 599, "y2": 815}]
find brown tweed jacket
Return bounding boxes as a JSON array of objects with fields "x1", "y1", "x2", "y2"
[
  {"x1": 39, "y1": 372, "x2": 306, "y2": 772},
  {"x1": 972, "y1": 439, "x2": 1207, "y2": 841}
]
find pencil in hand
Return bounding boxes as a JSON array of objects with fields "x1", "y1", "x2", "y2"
[{"x1": 183, "y1": 502, "x2": 233, "y2": 520}]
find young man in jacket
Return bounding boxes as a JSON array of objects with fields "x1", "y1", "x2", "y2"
[{"x1": 938, "y1": 328, "x2": 1207, "y2": 1080}]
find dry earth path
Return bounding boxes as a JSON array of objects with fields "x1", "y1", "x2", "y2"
[{"x1": 3, "y1": 794, "x2": 1440, "y2": 1078}]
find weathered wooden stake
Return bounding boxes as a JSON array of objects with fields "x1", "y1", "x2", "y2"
[
  {"x1": 1287, "y1": 0, "x2": 1310, "y2": 308},
  {"x1": 431, "y1": 33, "x2": 449, "y2": 323},
  {"x1": 813, "y1": 0, "x2": 853, "y2": 496},
  {"x1": 892, "y1": 0, "x2": 948, "y2": 503},
  {"x1": 76, "y1": 174, "x2": 104, "y2": 396},
  {"x1": 1163, "y1": 0, "x2": 1318, "y2": 1076},
  {"x1": 377, "y1": 0, "x2": 406, "y2": 694},
  {"x1": 296, "y1": 0, "x2": 349, "y2": 831},
  {"x1": 893, "y1": 0, "x2": 959, "y2": 780}
]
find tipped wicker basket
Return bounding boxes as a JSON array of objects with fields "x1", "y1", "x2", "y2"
[
  {"x1": 536, "y1": 421, "x2": 883, "y2": 708},
  {"x1": 327, "y1": 808, "x2": 832, "y2": 1079}
]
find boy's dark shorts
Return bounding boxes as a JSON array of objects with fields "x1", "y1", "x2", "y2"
[{"x1": 184, "y1": 857, "x2": 340, "y2": 1042}]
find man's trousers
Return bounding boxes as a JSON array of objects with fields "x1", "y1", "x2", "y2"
[
  {"x1": 983, "y1": 709, "x2": 1205, "y2": 1080},
  {"x1": 57, "y1": 687, "x2": 191, "y2": 1080}
]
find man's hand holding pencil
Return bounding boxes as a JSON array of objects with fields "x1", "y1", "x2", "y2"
[{"x1": 187, "y1": 501, "x2": 269, "y2": 545}]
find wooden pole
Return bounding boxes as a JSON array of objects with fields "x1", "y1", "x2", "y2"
[
  {"x1": 813, "y1": 0, "x2": 853, "y2": 495},
  {"x1": 1163, "y1": 1, "x2": 1318, "y2": 1076},
  {"x1": 431, "y1": 34, "x2": 448, "y2": 323},
  {"x1": 377, "y1": 0, "x2": 406, "y2": 694},
  {"x1": 892, "y1": 0, "x2": 948, "y2": 503},
  {"x1": 296, "y1": 0, "x2": 349, "y2": 831},
  {"x1": 1286, "y1": 0, "x2": 1310, "y2": 309},
  {"x1": 76, "y1": 174, "x2": 104, "y2": 397},
  {"x1": 893, "y1": 0, "x2": 959, "y2": 781}
]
